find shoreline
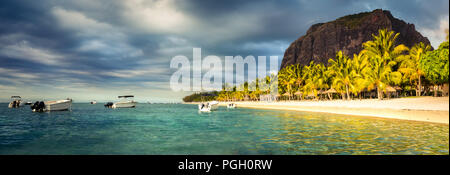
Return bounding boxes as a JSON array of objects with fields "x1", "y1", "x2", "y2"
[{"x1": 187, "y1": 97, "x2": 449, "y2": 124}]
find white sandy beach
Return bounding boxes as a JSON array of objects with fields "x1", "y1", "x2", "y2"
[{"x1": 211, "y1": 97, "x2": 449, "y2": 124}]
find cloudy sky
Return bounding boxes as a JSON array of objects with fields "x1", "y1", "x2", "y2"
[{"x1": 0, "y1": 0, "x2": 448, "y2": 102}]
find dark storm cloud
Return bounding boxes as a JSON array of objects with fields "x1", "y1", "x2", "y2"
[
  {"x1": 0, "y1": 0, "x2": 448, "y2": 102},
  {"x1": 179, "y1": 0, "x2": 448, "y2": 43},
  {"x1": 0, "y1": 1, "x2": 128, "y2": 70}
]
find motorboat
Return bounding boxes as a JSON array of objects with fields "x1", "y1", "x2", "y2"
[
  {"x1": 104, "y1": 102, "x2": 114, "y2": 108},
  {"x1": 112, "y1": 95, "x2": 137, "y2": 108},
  {"x1": 31, "y1": 98, "x2": 72, "y2": 112},
  {"x1": 45, "y1": 99, "x2": 72, "y2": 111},
  {"x1": 198, "y1": 101, "x2": 219, "y2": 112},
  {"x1": 227, "y1": 103, "x2": 236, "y2": 109},
  {"x1": 25, "y1": 102, "x2": 32, "y2": 105},
  {"x1": 8, "y1": 96, "x2": 23, "y2": 108},
  {"x1": 199, "y1": 103, "x2": 211, "y2": 112},
  {"x1": 90, "y1": 100, "x2": 97, "y2": 104},
  {"x1": 209, "y1": 101, "x2": 219, "y2": 110},
  {"x1": 198, "y1": 103, "x2": 210, "y2": 112},
  {"x1": 31, "y1": 101, "x2": 45, "y2": 112}
]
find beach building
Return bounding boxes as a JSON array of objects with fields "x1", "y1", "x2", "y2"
[{"x1": 260, "y1": 94, "x2": 277, "y2": 102}]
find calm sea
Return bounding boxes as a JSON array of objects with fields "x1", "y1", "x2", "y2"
[{"x1": 0, "y1": 103, "x2": 448, "y2": 155}]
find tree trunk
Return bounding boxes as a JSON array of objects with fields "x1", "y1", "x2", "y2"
[
  {"x1": 416, "y1": 86, "x2": 419, "y2": 96},
  {"x1": 434, "y1": 85, "x2": 438, "y2": 97},
  {"x1": 416, "y1": 76, "x2": 421, "y2": 96},
  {"x1": 327, "y1": 93, "x2": 332, "y2": 100},
  {"x1": 346, "y1": 85, "x2": 350, "y2": 100},
  {"x1": 377, "y1": 87, "x2": 383, "y2": 100},
  {"x1": 422, "y1": 87, "x2": 427, "y2": 96}
]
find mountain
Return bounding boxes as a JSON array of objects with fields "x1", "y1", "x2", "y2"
[{"x1": 280, "y1": 9, "x2": 432, "y2": 69}]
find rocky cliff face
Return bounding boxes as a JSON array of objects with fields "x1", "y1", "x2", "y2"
[{"x1": 280, "y1": 9, "x2": 432, "y2": 69}]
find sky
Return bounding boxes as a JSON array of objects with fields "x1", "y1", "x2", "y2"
[{"x1": 0, "y1": 0, "x2": 448, "y2": 103}]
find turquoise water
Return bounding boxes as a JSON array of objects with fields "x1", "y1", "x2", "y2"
[{"x1": 0, "y1": 103, "x2": 448, "y2": 155}]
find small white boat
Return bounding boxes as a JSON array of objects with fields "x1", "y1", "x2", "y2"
[
  {"x1": 198, "y1": 101, "x2": 219, "y2": 112},
  {"x1": 209, "y1": 101, "x2": 219, "y2": 110},
  {"x1": 45, "y1": 99, "x2": 72, "y2": 111},
  {"x1": 31, "y1": 99, "x2": 72, "y2": 112},
  {"x1": 227, "y1": 103, "x2": 236, "y2": 109},
  {"x1": 198, "y1": 103, "x2": 210, "y2": 112},
  {"x1": 8, "y1": 96, "x2": 22, "y2": 108},
  {"x1": 112, "y1": 95, "x2": 137, "y2": 108},
  {"x1": 90, "y1": 100, "x2": 97, "y2": 104}
]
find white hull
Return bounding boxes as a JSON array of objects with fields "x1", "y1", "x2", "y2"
[
  {"x1": 209, "y1": 101, "x2": 219, "y2": 111},
  {"x1": 199, "y1": 106, "x2": 211, "y2": 112},
  {"x1": 112, "y1": 101, "x2": 137, "y2": 108},
  {"x1": 44, "y1": 100, "x2": 72, "y2": 111},
  {"x1": 210, "y1": 104, "x2": 219, "y2": 110},
  {"x1": 198, "y1": 101, "x2": 219, "y2": 112}
]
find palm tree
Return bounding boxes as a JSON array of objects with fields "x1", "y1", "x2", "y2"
[
  {"x1": 249, "y1": 78, "x2": 261, "y2": 101},
  {"x1": 278, "y1": 65, "x2": 296, "y2": 100},
  {"x1": 302, "y1": 61, "x2": 328, "y2": 100},
  {"x1": 328, "y1": 51, "x2": 353, "y2": 100},
  {"x1": 314, "y1": 63, "x2": 329, "y2": 100},
  {"x1": 258, "y1": 75, "x2": 270, "y2": 94},
  {"x1": 243, "y1": 81, "x2": 249, "y2": 100},
  {"x1": 302, "y1": 61, "x2": 317, "y2": 99},
  {"x1": 362, "y1": 29, "x2": 407, "y2": 100},
  {"x1": 398, "y1": 42, "x2": 432, "y2": 96},
  {"x1": 292, "y1": 64, "x2": 304, "y2": 93},
  {"x1": 262, "y1": 73, "x2": 278, "y2": 95},
  {"x1": 350, "y1": 52, "x2": 370, "y2": 99}
]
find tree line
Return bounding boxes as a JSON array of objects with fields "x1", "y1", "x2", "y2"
[{"x1": 184, "y1": 29, "x2": 449, "y2": 102}]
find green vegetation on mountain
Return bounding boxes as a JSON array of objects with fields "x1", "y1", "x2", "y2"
[{"x1": 335, "y1": 11, "x2": 371, "y2": 28}]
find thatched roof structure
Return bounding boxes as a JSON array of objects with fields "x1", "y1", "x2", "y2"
[
  {"x1": 294, "y1": 91, "x2": 303, "y2": 96},
  {"x1": 385, "y1": 86, "x2": 396, "y2": 92},
  {"x1": 325, "y1": 88, "x2": 337, "y2": 94}
]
